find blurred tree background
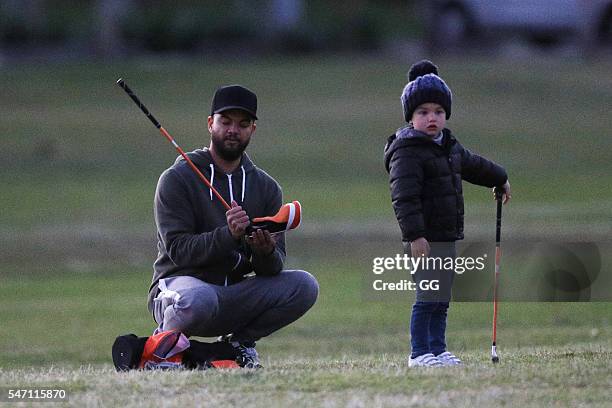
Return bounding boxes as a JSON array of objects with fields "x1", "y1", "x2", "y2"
[{"x1": 0, "y1": 0, "x2": 423, "y2": 59}]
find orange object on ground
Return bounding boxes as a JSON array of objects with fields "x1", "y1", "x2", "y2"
[
  {"x1": 138, "y1": 330, "x2": 186, "y2": 370},
  {"x1": 210, "y1": 360, "x2": 240, "y2": 369}
]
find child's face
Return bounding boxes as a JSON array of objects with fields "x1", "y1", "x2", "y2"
[{"x1": 411, "y1": 103, "x2": 446, "y2": 137}]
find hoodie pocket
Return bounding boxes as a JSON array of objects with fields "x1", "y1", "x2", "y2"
[{"x1": 228, "y1": 251, "x2": 252, "y2": 284}]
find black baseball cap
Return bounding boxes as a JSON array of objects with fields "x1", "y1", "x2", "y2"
[{"x1": 211, "y1": 85, "x2": 258, "y2": 120}]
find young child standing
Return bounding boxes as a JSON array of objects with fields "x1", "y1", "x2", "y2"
[{"x1": 384, "y1": 60, "x2": 511, "y2": 367}]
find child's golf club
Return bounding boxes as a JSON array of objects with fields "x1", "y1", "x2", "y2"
[{"x1": 491, "y1": 187, "x2": 504, "y2": 363}]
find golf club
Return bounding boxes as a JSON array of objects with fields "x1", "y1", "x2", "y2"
[
  {"x1": 116, "y1": 78, "x2": 231, "y2": 211},
  {"x1": 116, "y1": 78, "x2": 302, "y2": 234},
  {"x1": 491, "y1": 187, "x2": 503, "y2": 363}
]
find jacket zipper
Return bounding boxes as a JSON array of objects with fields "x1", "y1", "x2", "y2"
[{"x1": 445, "y1": 148, "x2": 461, "y2": 237}]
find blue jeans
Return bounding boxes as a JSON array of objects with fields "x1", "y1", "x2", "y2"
[
  {"x1": 410, "y1": 301, "x2": 450, "y2": 357},
  {"x1": 409, "y1": 242, "x2": 456, "y2": 358}
]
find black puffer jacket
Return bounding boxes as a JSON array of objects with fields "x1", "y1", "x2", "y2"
[{"x1": 384, "y1": 127, "x2": 507, "y2": 246}]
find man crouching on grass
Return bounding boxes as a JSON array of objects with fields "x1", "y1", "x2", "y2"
[{"x1": 148, "y1": 84, "x2": 319, "y2": 368}]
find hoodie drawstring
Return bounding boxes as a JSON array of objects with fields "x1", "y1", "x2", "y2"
[
  {"x1": 227, "y1": 174, "x2": 234, "y2": 203},
  {"x1": 209, "y1": 164, "x2": 215, "y2": 201},
  {"x1": 241, "y1": 165, "x2": 246, "y2": 202},
  {"x1": 209, "y1": 163, "x2": 246, "y2": 205}
]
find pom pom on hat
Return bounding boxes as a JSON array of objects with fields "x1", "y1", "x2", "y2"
[
  {"x1": 401, "y1": 60, "x2": 452, "y2": 122},
  {"x1": 407, "y1": 60, "x2": 439, "y2": 82}
]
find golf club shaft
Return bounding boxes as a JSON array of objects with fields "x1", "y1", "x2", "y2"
[
  {"x1": 116, "y1": 78, "x2": 231, "y2": 211},
  {"x1": 492, "y1": 190, "x2": 503, "y2": 360}
]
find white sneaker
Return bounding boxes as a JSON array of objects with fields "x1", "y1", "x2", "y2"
[
  {"x1": 436, "y1": 351, "x2": 462, "y2": 366},
  {"x1": 408, "y1": 353, "x2": 443, "y2": 367}
]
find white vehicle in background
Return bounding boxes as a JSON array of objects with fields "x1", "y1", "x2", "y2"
[{"x1": 424, "y1": 0, "x2": 612, "y2": 51}]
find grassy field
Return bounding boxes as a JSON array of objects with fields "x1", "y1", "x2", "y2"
[
  {"x1": 0, "y1": 264, "x2": 610, "y2": 406},
  {"x1": 1, "y1": 55, "x2": 611, "y2": 406}
]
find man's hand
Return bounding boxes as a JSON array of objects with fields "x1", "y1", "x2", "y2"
[
  {"x1": 247, "y1": 229, "x2": 277, "y2": 256},
  {"x1": 226, "y1": 200, "x2": 250, "y2": 240},
  {"x1": 410, "y1": 237, "x2": 430, "y2": 258},
  {"x1": 493, "y1": 180, "x2": 512, "y2": 205}
]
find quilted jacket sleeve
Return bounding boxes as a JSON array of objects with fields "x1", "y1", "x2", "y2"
[
  {"x1": 388, "y1": 147, "x2": 426, "y2": 242},
  {"x1": 459, "y1": 145, "x2": 508, "y2": 188}
]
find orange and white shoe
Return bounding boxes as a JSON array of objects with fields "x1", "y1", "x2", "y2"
[{"x1": 251, "y1": 201, "x2": 301, "y2": 234}]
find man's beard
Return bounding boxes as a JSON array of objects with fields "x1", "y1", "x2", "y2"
[{"x1": 211, "y1": 134, "x2": 250, "y2": 161}]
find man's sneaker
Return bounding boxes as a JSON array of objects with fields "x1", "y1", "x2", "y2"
[
  {"x1": 233, "y1": 341, "x2": 263, "y2": 369},
  {"x1": 408, "y1": 353, "x2": 443, "y2": 367},
  {"x1": 436, "y1": 351, "x2": 462, "y2": 366}
]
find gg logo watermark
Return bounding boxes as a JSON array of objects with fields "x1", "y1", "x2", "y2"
[{"x1": 372, "y1": 279, "x2": 439, "y2": 291}]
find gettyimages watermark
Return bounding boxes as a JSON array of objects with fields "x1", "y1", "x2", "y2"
[
  {"x1": 363, "y1": 241, "x2": 612, "y2": 302},
  {"x1": 372, "y1": 253, "x2": 488, "y2": 275},
  {"x1": 371, "y1": 253, "x2": 487, "y2": 292}
]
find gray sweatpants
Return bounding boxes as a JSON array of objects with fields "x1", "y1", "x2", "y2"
[{"x1": 152, "y1": 270, "x2": 318, "y2": 342}]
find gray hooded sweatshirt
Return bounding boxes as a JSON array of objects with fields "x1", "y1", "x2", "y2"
[{"x1": 147, "y1": 148, "x2": 285, "y2": 313}]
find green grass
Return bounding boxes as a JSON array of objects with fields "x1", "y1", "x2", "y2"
[
  {"x1": 1, "y1": 347, "x2": 611, "y2": 407},
  {"x1": 0, "y1": 266, "x2": 610, "y2": 406}
]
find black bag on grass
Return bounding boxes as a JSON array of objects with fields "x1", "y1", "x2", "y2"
[{"x1": 112, "y1": 331, "x2": 238, "y2": 371}]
